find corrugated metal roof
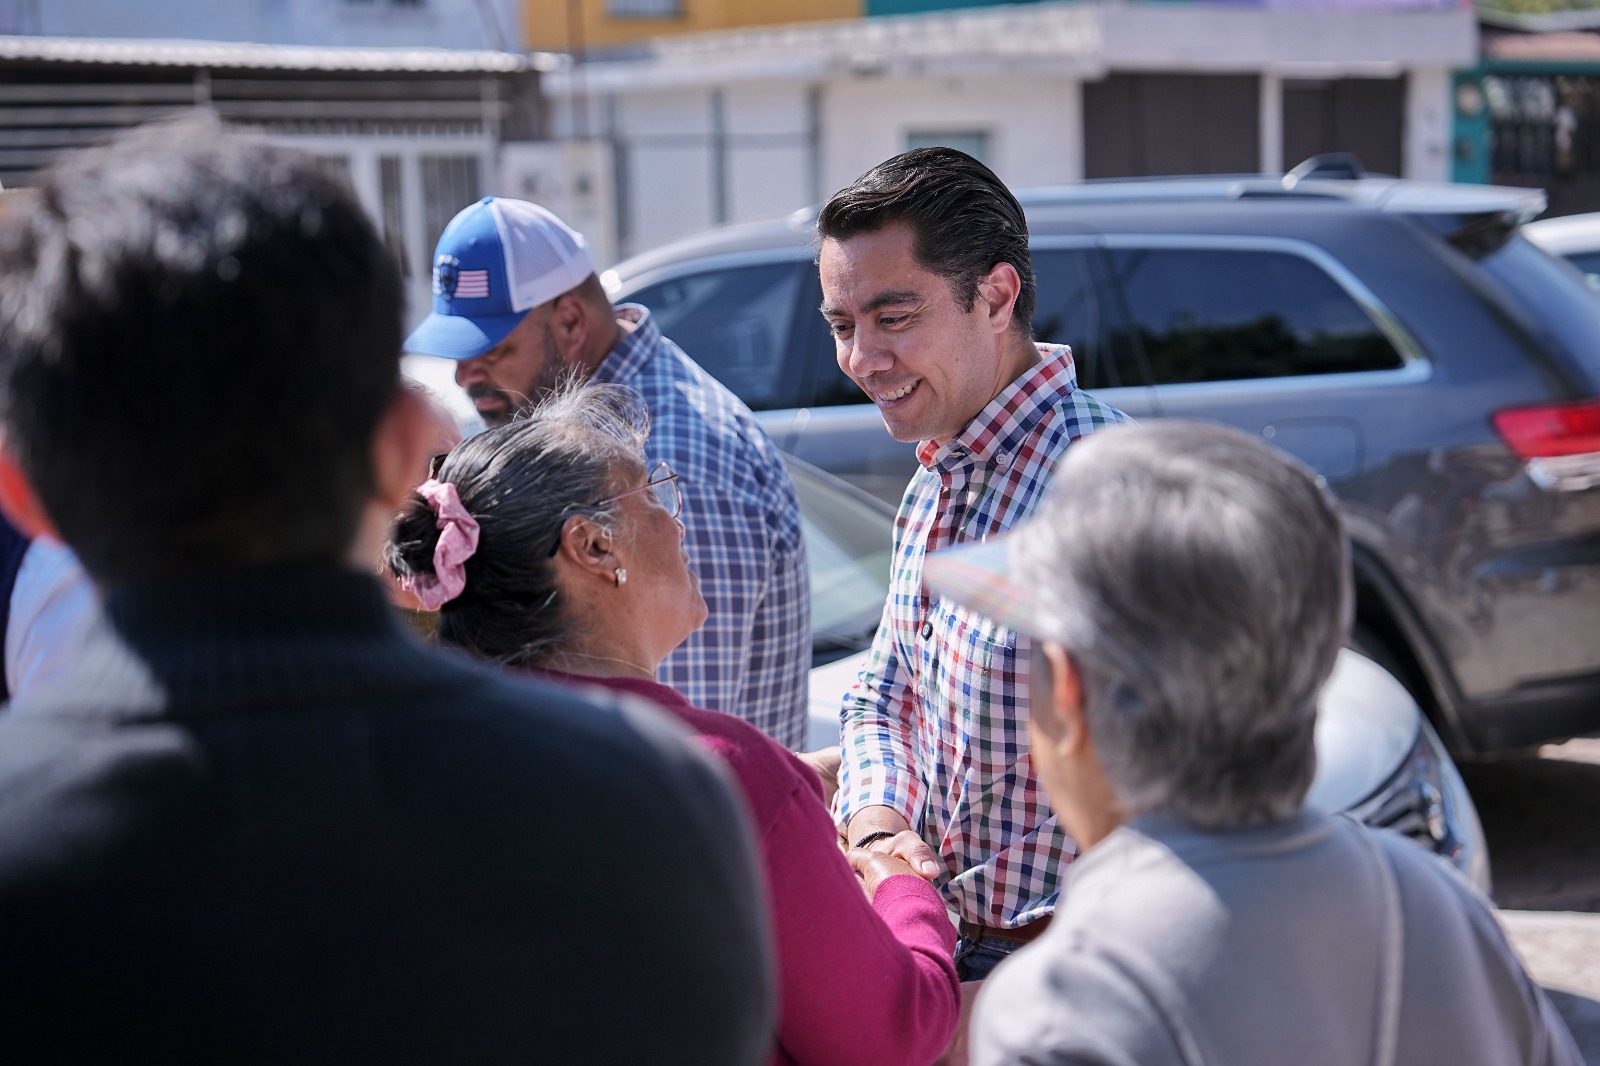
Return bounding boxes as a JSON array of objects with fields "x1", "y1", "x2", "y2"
[{"x1": 0, "y1": 34, "x2": 561, "y2": 74}]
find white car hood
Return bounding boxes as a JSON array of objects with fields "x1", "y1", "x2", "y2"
[{"x1": 806, "y1": 647, "x2": 1419, "y2": 817}]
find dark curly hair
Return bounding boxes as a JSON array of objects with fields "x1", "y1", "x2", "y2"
[{"x1": 0, "y1": 115, "x2": 402, "y2": 583}]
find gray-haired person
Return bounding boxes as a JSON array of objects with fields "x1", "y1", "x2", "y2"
[{"x1": 925, "y1": 421, "x2": 1580, "y2": 1066}]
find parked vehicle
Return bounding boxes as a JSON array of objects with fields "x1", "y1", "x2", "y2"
[
  {"x1": 606, "y1": 162, "x2": 1600, "y2": 756},
  {"x1": 1524, "y1": 210, "x2": 1600, "y2": 287},
  {"x1": 789, "y1": 453, "x2": 1490, "y2": 893}
]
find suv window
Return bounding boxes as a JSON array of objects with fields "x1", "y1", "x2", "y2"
[
  {"x1": 1480, "y1": 236, "x2": 1600, "y2": 382},
  {"x1": 626, "y1": 262, "x2": 807, "y2": 410},
  {"x1": 1106, "y1": 246, "x2": 1404, "y2": 385},
  {"x1": 1032, "y1": 248, "x2": 1110, "y2": 387}
]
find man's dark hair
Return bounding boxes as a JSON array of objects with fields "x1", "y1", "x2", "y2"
[
  {"x1": 817, "y1": 146, "x2": 1036, "y2": 334},
  {"x1": 0, "y1": 117, "x2": 403, "y2": 584}
]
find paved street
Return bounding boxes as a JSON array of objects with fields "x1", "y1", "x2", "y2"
[{"x1": 1465, "y1": 738, "x2": 1600, "y2": 1061}]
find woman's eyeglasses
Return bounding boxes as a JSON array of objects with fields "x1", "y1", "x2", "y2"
[
  {"x1": 597, "y1": 461, "x2": 682, "y2": 518},
  {"x1": 546, "y1": 461, "x2": 682, "y2": 557}
]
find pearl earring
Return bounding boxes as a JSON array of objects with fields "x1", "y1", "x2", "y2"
[{"x1": 613, "y1": 567, "x2": 628, "y2": 587}]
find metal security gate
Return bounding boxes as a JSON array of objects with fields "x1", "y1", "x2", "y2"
[
  {"x1": 1282, "y1": 76, "x2": 1404, "y2": 177},
  {"x1": 271, "y1": 135, "x2": 493, "y2": 329},
  {"x1": 1485, "y1": 73, "x2": 1600, "y2": 217},
  {"x1": 1083, "y1": 73, "x2": 1260, "y2": 179}
]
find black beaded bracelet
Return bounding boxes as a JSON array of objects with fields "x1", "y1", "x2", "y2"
[{"x1": 852, "y1": 830, "x2": 898, "y2": 851}]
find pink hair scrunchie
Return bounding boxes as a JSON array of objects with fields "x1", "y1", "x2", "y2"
[{"x1": 400, "y1": 479, "x2": 481, "y2": 611}]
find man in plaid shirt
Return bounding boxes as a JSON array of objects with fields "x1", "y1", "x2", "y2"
[
  {"x1": 404, "y1": 198, "x2": 809, "y2": 748},
  {"x1": 821, "y1": 148, "x2": 1132, "y2": 982}
]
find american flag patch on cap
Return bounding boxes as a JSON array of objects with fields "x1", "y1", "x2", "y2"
[{"x1": 454, "y1": 270, "x2": 490, "y2": 298}]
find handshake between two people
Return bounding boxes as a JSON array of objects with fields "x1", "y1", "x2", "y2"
[{"x1": 795, "y1": 745, "x2": 943, "y2": 902}]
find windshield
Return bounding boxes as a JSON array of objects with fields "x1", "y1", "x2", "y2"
[{"x1": 785, "y1": 457, "x2": 894, "y2": 660}]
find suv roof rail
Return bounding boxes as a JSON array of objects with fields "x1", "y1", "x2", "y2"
[{"x1": 1284, "y1": 153, "x2": 1368, "y2": 187}]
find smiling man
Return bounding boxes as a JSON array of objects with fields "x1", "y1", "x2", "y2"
[
  {"x1": 820, "y1": 148, "x2": 1132, "y2": 983},
  {"x1": 404, "y1": 198, "x2": 809, "y2": 749}
]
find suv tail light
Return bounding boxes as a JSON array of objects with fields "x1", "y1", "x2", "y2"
[
  {"x1": 1492, "y1": 399, "x2": 1600, "y2": 491},
  {"x1": 1492, "y1": 400, "x2": 1600, "y2": 457}
]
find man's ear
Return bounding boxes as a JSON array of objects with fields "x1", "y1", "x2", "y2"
[
  {"x1": 547, "y1": 292, "x2": 592, "y2": 364},
  {"x1": 977, "y1": 261, "x2": 1022, "y2": 335},
  {"x1": 1038, "y1": 640, "x2": 1089, "y2": 756},
  {"x1": 369, "y1": 384, "x2": 436, "y2": 512},
  {"x1": 0, "y1": 433, "x2": 58, "y2": 540}
]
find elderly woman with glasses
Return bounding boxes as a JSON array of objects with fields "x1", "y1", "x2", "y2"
[{"x1": 386, "y1": 382, "x2": 960, "y2": 1066}]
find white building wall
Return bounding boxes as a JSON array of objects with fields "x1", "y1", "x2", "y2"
[
  {"x1": 821, "y1": 74, "x2": 1083, "y2": 194},
  {"x1": 592, "y1": 73, "x2": 1087, "y2": 257},
  {"x1": 615, "y1": 88, "x2": 719, "y2": 255},
  {"x1": 539, "y1": 4, "x2": 1477, "y2": 259},
  {"x1": 725, "y1": 82, "x2": 814, "y2": 224},
  {"x1": 1405, "y1": 67, "x2": 1454, "y2": 182},
  {"x1": 499, "y1": 140, "x2": 618, "y2": 267},
  {"x1": 578, "y1": 81, "x2": 817, "y2": 257}
]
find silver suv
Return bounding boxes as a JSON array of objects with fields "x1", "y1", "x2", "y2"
[{"x1": 605, "y1": 167, "x2": 1600, "y2": 757}]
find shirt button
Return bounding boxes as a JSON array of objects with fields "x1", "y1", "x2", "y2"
[{"x1": 920, "y1": 620, "x2": 934, "y2": 639}]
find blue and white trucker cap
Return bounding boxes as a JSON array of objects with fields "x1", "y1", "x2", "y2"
[{"x1": 403, "y1": 197, "x2": 596, "y2": 361}]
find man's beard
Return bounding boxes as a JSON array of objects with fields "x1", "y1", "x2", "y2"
[
  {"x1": 466, "y1": 383, "x2": 515, "y2": 428},
  {"x1": 468, "y1": 325, "x2": 576, "y2": 428}
]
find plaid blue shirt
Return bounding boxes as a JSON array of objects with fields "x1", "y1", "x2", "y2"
[
  {"x1": 835, "y1": 347, "x2": 1132, "y2": 929},
  {"x1": 595, "y1": 305, "x2": 810, "y2": 749}
]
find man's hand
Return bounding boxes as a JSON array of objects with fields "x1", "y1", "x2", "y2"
[
  {"x1": 794, "y1": 746, "x2": 841, "y2": 808},
  {"x1": 848, "y1": 806, "x2": 942, "y2": 881}
]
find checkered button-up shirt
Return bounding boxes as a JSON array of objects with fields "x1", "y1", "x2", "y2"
[
  {"x1": 835, "y1": 346, "x2": 1132, "y2": 929},
  {"x1": 594, "y1": 305, "x2": 810, "y2": 749}
]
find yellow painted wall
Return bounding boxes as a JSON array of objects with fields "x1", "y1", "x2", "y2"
[{"x1": 525, "y1": 0, "x2": 861, "y2": 53}]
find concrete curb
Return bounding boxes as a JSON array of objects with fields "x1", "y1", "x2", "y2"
[{"x1": 1501, "y1": 910, "x2": 1600, "y2": 1062}]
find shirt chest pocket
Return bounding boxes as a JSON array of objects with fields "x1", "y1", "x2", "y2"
[{"x1": 915, "y1": 599, "x2": 1021, "y2": 726}]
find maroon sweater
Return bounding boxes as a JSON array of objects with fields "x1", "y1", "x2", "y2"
[{"x1": 533, "y1": 670, "x2": 960, "y2": 1066}]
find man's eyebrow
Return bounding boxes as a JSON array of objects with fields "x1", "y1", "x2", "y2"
[{"x1": 819, "y1": 289, "x2": 921, "y2": 317}]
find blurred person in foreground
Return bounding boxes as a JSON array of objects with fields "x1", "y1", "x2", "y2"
[
  {"x1": 0, "y1": 118, "x2": 773, "y2": 1063},
  {"x1": 0, "y1": 185, "x2": 96, "y2": 701},
  {"x1": 387, "y1": 381, "x2": 962, "y2": 1066},
  {"x1": 920, "y1": 421, "x2": 1582, "y2": 1066},
  {"x1": 403, "y1": 198, "x2": 809, "y2": 749}
]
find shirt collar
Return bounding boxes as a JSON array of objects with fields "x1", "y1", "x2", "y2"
[
  {"x1": 592, "y1": 303, "x2": 658, "y2": 385},
  {"x1": 916, "y1": 344, "x2": 1079, "y2": 471}
]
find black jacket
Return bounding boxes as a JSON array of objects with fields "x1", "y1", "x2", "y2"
[{"x1": 0, "y1": 563, "x2": 774, "y2": 1064}]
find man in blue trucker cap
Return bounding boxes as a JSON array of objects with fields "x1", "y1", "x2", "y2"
[{"x1": 405, "y1": 197, "x2": 810, "y2": 750}]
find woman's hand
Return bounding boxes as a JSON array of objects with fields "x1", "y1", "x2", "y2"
[{"x1": 846, "y1": 846, "x2": 923, "y2": 901}]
